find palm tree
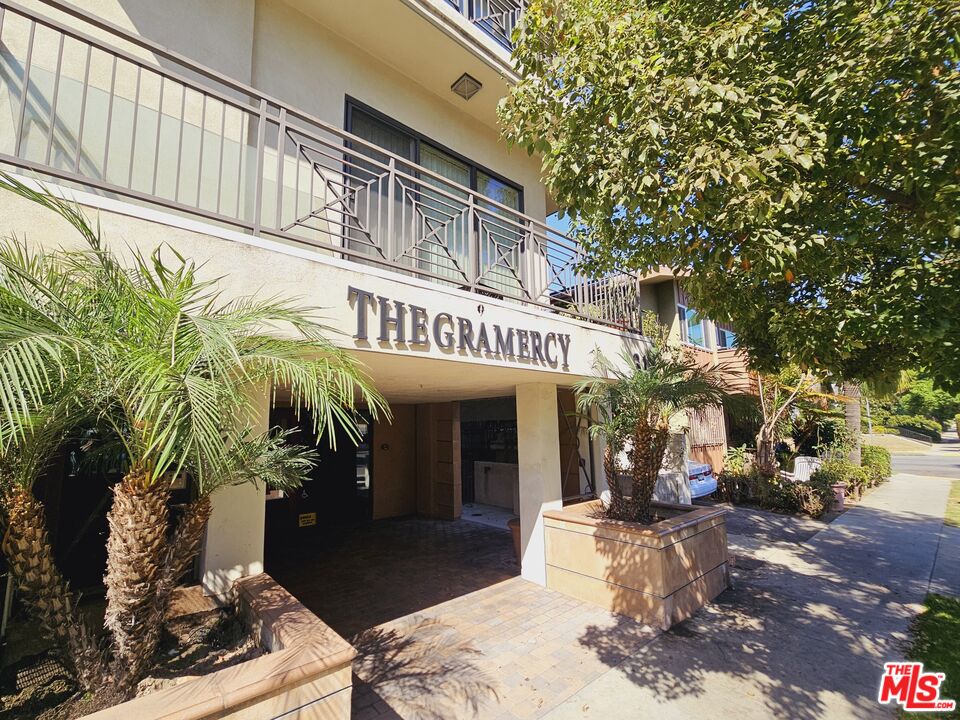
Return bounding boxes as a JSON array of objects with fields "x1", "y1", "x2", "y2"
[
  {"x1": 576, "y1": 346, "x2": 730, "y2": 523},
  {"x1": 0, "y1": 404, "x2": 108, "y2": 692},
  {"x1": 155, "y1": 428, "x2": 318, "y2": 623},
  {"x1": 0, "y1": 230, "x2": 111, "y2": 692},
  {"x1": 575, "y1": 363, "x2": 631, "y2": 520},
  {"x1": 0, "y1": 176, "x2": 390, "y2": 695}
]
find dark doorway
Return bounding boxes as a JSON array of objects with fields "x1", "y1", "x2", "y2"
[{"x1": 265, "y1": 406, "x2": 373, "y2": 551}]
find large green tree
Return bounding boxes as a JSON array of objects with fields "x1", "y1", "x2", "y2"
[{"x1": 501, "y1": 0, "x2": 960, "y2": 386}]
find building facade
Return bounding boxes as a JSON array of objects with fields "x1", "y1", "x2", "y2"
[{"x1": 0, "y1": 0, "x2": 671, "y2": 596}]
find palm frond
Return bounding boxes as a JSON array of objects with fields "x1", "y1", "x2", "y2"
[
  {"x1": 0, "y1": 178, "x2": 391, "y2": 490},
  {"x1": 190, "y1": 427, "x2": 318, "y2": 497}
]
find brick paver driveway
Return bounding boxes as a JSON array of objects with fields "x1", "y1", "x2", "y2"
[
  {"x1": 351, "y1": 576, "x2": 657, "y2": 720},
  {"x1": 266, "y1": 516, "x2": 520, "y2": 637},
  {"x1": 266, "y1": 517, "x2": 658, "y2": 719}
]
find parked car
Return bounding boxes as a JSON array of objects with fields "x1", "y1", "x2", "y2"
[
  {"x1": 688, "y1": 461, "x2": 718, "y2": 499},
  {"x1": 612, "y1": 461, "x2": 718, "y2": 505}
]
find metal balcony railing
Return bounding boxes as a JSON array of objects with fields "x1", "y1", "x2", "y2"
[
  {"x1": 466, "y1": 0, "x2": 526, "y2": 50},
  {"x1": 0, "y1": 0, "x2": 641, "y2": 333}
]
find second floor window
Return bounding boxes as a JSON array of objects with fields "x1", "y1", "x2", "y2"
[
  {"x1": 346, "y1": 102, "x2": 523, "y2": 212},
  {"x1": 716, "y1": 325, "x2": 737, "y2": 349},
  {"x1": 345, "y1": 100, "x2": 525, "y2": 296},
  {"x1": 678, "y1": 305, "x2": 706, "y2": 347}
]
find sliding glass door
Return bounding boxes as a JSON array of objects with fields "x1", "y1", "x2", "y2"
[{"x1": 346, "y1": 102, "x2": 524, "y2": 293}]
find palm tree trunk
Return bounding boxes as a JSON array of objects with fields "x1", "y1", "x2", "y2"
[
  {"x1": 602, "y1": 442, "x2": 628, "y2": 520},
  {"x1": 1, "y1": 485, "x2": 106, "y2": 693},
  {"x1": 103, "y1": 470, "x2": 170, "y2": 696},
  {"x1": 155, "y1": 496, "x2": 212, "y2": 622},
  {"x1": 629, "y1": 423, "x2": 670, "y2": 523},
  {"x1": 843, "y1": 381, "x2": 862, "y2": 466}
]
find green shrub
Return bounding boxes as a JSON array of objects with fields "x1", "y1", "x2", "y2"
[
  {"x1": 785, "y1": 474, "x2": 836, "y2": 518},
  {"x1": 861, "y1": 445, "x2": 892, "y2": 485},
  {"x1": 758, "y1": 471, "x2": 834, "y2": 518},
  {"x1": 716, "y1": 467, "x2": 834, "y2": 518},
  {"x1": 955, "y1": 413, "x2": 960, "y2": 432},
  {"x1": 813, "y1": 459, "x2": 869, "y2": 499},
  {"x1": 723, "y1": 444, "x2": 750, "y2": 474},
  {"x1": 715, "y1": 468, "x2": 751, "y2": 504},
  {"x1": 887, "y1": 414, "x2": 942, "y2": 441}
]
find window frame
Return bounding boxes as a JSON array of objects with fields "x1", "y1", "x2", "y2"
[
  {"x1": 344, "y1": 97, "x2": 524, "y2": 213},
  {"x1": 716, "y1": 325, "x2": 737, "y2": 350},
  {"x1": 678, "y1": 304, "x2": 707, "y2": 348}
]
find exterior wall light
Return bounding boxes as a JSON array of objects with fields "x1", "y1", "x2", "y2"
[{"x1": 451, "y1": 73, "x2": 482, "y2": 100}]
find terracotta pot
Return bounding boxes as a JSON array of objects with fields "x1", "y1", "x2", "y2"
[
  {"x1": 507, "y1": 517, "x2": 521, "y2": 563},
  {"x1": 832, "y1": 483, "x2": 846, "y2": 510}
]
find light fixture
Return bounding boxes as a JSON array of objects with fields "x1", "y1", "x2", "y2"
[{"x1": 451, "y1": 73, "x2": 482, "y2": 100}]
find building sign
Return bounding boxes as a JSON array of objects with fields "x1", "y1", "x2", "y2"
[
  {"x1": 298, "y1": 512, "x2": 317, "y2": 528},
  {"x1": 348, "y1": 286, "x2": 572, "y2": 370}
]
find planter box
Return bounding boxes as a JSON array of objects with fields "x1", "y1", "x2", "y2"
[
  {"x1": 84, "y1": 574, "x2": 355, "y2": 720},
  {"x1": 543, "y1": 500, "x2": 729, "y2": 630}
]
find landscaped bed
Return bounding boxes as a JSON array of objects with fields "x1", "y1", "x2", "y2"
[
  {"x1": 1, "y1": 594, "x2": 262, "y2": 719},
  {"x1": 0, "y1": 575, "x2": 355, "y2": 720}
]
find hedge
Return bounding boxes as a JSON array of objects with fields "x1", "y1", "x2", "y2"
[
  {"x1": 861, "y1": 445, "x2": 892, "y2": 485},
  {"x1": 715, "y1": 467, "x2": 835, "y2": 518},
  {"x1": 887, "y1": 414, "x2": 942, "y2": 442},
  {"x1": 812, "y1": 459, "x2": 869, "y2": 499}
]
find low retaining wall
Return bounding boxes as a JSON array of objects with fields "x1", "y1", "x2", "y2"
[
  {"x1": 84, "y1": 574, "x2": 355, "y2": 720},
  {"x1": 544, "y1": 500, "x2": 729, "y2": 630}
]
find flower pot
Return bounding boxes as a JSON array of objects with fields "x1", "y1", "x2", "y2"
[
  {"x1": 832, "y1": 483, "x2": 846, "y2": 510},
  {"x1": 543, "y1": 500, "x2": 729, "y2": 630}
]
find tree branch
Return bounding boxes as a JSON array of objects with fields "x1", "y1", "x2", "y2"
[{"x1": 858, "y1": 181, "x2": 918, "y2": 212}]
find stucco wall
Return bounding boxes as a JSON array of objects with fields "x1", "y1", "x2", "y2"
[
  {"x1": 18, "y1": 0, "x2": 257, "y2": 82},
  {"x1": 0, "y1": 184, "x2": 646, "y2": 394},
  {"x1": 12, "y1": 0, "x2": 545, "y2": 223},
  {"x1": 250, "y1": 0, "x2": 546, "y2": 221}
]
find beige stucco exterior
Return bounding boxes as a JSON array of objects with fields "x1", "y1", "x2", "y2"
[
  {"x1": 0, "y1": 184, "x2": 645, "y2": 393},
  {"x1": 11, "y1": 0, "x2": 545, "y2": 219},
  {"x1": 0, "y1": 0, "x2": 652, "y2": 595}
]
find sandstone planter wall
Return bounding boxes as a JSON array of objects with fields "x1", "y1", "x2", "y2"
[
  {"x1": 85, "y1": 574, "x2": 355, "y2": 720},
  {"x1": 543, "y1": 500, "x2": 729, "y2": 630}
]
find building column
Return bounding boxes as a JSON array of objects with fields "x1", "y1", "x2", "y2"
[
  {"x1": 516, "y1": 383, "x2": 563, "y2": 586},
  {"x1": 200, "y1": 382, "x2": 269, "y2": 599}
]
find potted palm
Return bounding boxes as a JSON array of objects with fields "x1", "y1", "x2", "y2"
[
  {"x1": 0, "y1": 176, "x2": 389, "y2": 703},
  {"x1": 542, "y1": 343, "x2": 733, "y2": 630}
]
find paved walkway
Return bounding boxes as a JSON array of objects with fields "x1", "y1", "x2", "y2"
[
  {"x1": 278, "y1": 457, "x2": 955, "y2": 719},
  {"x1": 266, "y1": 517, "x2": 519, "y2": 638},
  {"x1": 351, "y1": 578, "x2": 656, "y2": 720},
  {"x1": 542, "y1": 472, "x2": 954, "y2": 720}
]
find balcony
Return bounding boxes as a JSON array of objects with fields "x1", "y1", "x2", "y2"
[
  {"x1": 0, "y1": 0, "x2": 639, "y2": 333},
  {"x1": 448, "y1": 0, "x2": 526, "y2": 50}
]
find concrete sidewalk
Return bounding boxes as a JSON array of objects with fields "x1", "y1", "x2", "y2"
[{"x1": 542, "y1": 473, "x2": 954, "y2": 720}]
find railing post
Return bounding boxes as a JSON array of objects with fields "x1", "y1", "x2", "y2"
[
  {"x1": 386, "y1": 157, "x2": 396, "y2": 261},
  {"x1": 252, "y1": 98, "x2": 267, "y2": 236},
  {"x1": 469, "y1": 194, "x2": 480, "y2": 288},
  {"x1": 523, "y1": 221, "x2": 535, "y2": 301},
  {"x1": 13, "y1": 20, "x2": 35, "y2": 159},
  {"x1": 274, "y1": 107, "x2": 287, "y2": 231}
]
